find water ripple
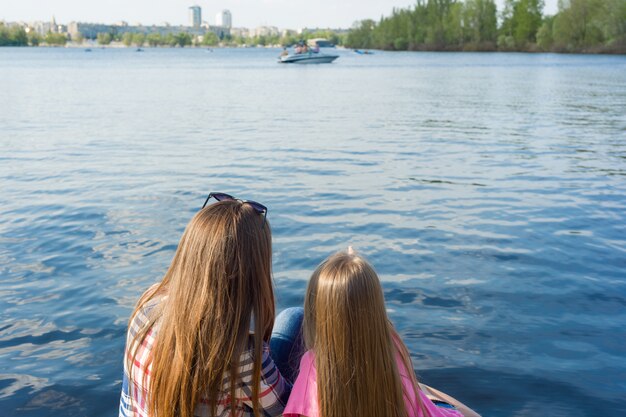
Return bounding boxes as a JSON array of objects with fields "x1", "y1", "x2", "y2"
[{"x1": 1, "y1": 48, "x2": 625, "y2": 417}]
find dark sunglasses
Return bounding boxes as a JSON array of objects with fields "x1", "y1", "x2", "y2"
[{"x1": 202, "y1": 192, "x2": 268, "y2": 226}]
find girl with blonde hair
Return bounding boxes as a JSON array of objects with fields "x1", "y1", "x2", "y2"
[
  {"x1": 284, "y1": 248, "x2": 480, "y2": 417},
  {"x1": 119, "y1": 193, "x2": 299, "y2": 417}
]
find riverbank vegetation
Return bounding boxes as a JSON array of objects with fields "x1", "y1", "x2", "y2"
[
  {"x1": 98, "y1": 29, "x2": 345, "y2": 48},
  {"x1": 0, "y1": 25, "x2": 28, "y2": 46},
  {"x1": 0, "y1": 23, "x2": 346, "y2": 49},
  {"x1": 0, "y1": 25, "x2": 68, "y2": 46},
  {"x1": 3, "y1": 1, "x2": 624, "y2": 53},
  {"x1": 345, "y1": 0, "x2": 626, "y2": 53}
]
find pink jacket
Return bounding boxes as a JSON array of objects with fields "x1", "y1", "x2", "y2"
[{"x1": 284, "y1": 350, "x2": 463, "y2": 417}]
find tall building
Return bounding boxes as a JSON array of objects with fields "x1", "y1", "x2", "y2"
[
  {"x1": 215, "y1": 10, "x2": 232, "y2": 28},
  {"x1": 188, "y1": 5, "x2": 201, "y2": 28}
]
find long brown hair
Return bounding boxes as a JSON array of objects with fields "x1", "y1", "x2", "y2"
[
  {"x1": 303, "y1": 250, "x2": 429, "y2": 417},
  {"x1": 128, "y1": 200, "x2": 275, "y2": 417}
]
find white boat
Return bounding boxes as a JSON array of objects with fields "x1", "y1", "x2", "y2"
[{"x1": 279, "y1": 52, "x2": 339, "y2": 64}]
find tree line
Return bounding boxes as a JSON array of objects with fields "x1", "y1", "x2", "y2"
[
  {"x1": 0, "y1": 24, "x2": 68, "y2": 46},
  {"x1": 95, "y1": 28, "x2": 346, "y2": 48},
  {"x1": 0, "y1": 23, "x2": 347, "y2": 48},
  {"x1": 6, "y1": 2, "x2": 623, "y2": 53},
  {"x1": 95, "y1": 32, "x2": 198, "y2": 47},
  {"x1": 345, "y1": 0, "x2": 626, "y2": 53}
]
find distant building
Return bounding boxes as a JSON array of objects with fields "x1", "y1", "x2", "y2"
[
  {"x1": 208, "y1": 25, "x2": 229, "y2": 39},
  {"x1": 230, "y1": 27, "x2": 250, "y2": 38},
  {"x1": 68, "y1": 21, "x2": 206, "y2": 40},
  {"x1": 208, "y1": 10, "x2": 232, "y2": 39},
  {"x1": 188, "y1": 5, "x2": 202, "y2": 28},
  {"x1": 281, "y1": 29, "x2": 297, "y2": 37},
  {"x1": 215, "y1": 10, "x2": 232, "y2": 29},
  {"x1": 33, "y1": 21, "x2": 54, "y2": 35},
  {"x1": 250, "y1": 26, "x2": 279, "y2": 38},
  {"x1": 68, "y1": 22, "x2": 115, "y2": 39}
]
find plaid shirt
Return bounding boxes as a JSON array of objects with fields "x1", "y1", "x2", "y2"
[{"x1": 119, "y1": 295, "x2": 291, "y2": 417}]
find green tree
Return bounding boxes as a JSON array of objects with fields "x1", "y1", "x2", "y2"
[
  {"x1": 132, "y1": 33, "x2": 146, "y2": 47},
  {"x1": 499, "y1": 0, "x2": 544, "y2": 48},
  {"x1": 499, "y1": 0, "x2": 517, "y2": 48},
  {"x1": 122, "y1": 32, "x2": 133, "y2": 46},
  {"x1": 424, "y1": 0, "x2": 448, "y2": 46},
  {"x1": 345, "y1": 19, "x2": 376, "y2": 48},
  {"x1": 279, "y1": 33, "x2": 299, "y2": 47},
  {"x1": 164, "y1": 33, "x2": 176, "y2": 47},
  {"x1": 28, "y1": 31, "x2": 42, "y2": 46},
  {"x1": 44, "y1": 32, "x2": 67, "y2": 46},
  {"x1": 167, "y1": 32, "x2": 192, "y2": 47},
  {"x1": 603, "y1": 0, "x2": 626, "y2": 48},
  {"x1": 97, "y1": 32, "x2": 113, "y2": 45},
  {"x1": 445, "y1": 1, "x2": 464, "y2": 46},
  {"x1": 536, "y1": 15, "x2": 554, "y2": 50},
  {"x1": 553, "y1": 0, "x2": 605, "y2": 49},
  {"x1": 0, "y1": 25, "x2": 8, "y2": 46},
  {"x1": 14, "y1": 27, "x2": 29, "y2": 46},
  {"x1": 425, "y1": 0, "x2": 449, "y2": 47},
  {"x1": 259, "y1": 35, "x2": 268, "y2": 46},
  {"x1": 394, "y1": 37, "x2": 409, "y2": 50},
  {"x1": 202, "y1": 32, "x2": 219, "y2": 46},
  {"x1": 0, "y1": 25, "x2": 29, "y2": 46},
  {"x1": 146, "y1": 33, "x2": 162, "y2": 47},
  {"x1": 515, "y1": 0, "x2": 544, "y2": 46},
  {"x1": 178, "y1": 33, "x2": 192, "y2": 47},
  {"x1": 371, "y1": 8, "x2": 410, "y2": 49},
  {"x1": 411, "y1": 2, "x2": 430, "y2": 47},
  {"x1": 233, "y1": 36, "x2": 246, "y2": 46},
  {"x1": 344, "y1": 0, "x2": 620, "y2": 52},
  {"x1": 464, "y1": 0, "x2": 498, "y2": 47}
]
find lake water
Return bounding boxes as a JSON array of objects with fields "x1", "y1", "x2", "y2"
[{"x1": 1, "y1": 47, "x2": 625, "y2": 417}]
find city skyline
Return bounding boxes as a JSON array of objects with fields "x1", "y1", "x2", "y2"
[{"x1": 3, "y1": 0, "x2": 559, "y2": 30}]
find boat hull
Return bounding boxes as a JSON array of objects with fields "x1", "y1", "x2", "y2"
[{"x1": 279, "y1": 54, "x2": 338, "y2": 64}]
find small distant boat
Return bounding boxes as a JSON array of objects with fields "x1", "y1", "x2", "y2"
[
  {"x1": 354, "y1": 49, "x2": 374, "y2": 55},
  {"x1": 84, "y1": 48, "x2": 92, "y2": 52},
  {"x1": 278, "y1": 52, "x2": 338, "y2": 64},
  {"x1": 136, "y1": 48, "x2": 144, "y2": 52}
]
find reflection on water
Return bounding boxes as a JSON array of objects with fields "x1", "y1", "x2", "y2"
[{"x1": 1, "y1": 48, "x2": 625, "y2": 417}]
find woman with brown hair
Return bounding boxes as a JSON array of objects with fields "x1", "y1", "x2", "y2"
[
  {"x1": 284, "y1": 248, "x2": 481, "y2": 417},
  {"x1": 119, "y1": 192, "x2": 298, "y2": 417}
]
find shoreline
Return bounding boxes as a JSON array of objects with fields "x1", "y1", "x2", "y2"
[{"x1": 3, "y1": 44, "x2": 625, "y2": 55}]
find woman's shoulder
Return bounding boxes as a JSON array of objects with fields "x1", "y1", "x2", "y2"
[
  {"x1": 237, "y1": 338, "x2": 291, "y2": 382},
  {"x1": 129, "y1": 284, "x2": 164, "y2": 333}
]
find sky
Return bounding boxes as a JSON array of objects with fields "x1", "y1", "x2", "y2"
[{"x1": 2, "y1": 0, "x2": 559, "y2": 29}]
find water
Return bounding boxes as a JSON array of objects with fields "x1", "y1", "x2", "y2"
[{"x1": 1, "y1": 47, "x2": 625, "y2": 417}]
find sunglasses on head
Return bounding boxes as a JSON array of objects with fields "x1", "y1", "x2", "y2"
[{"x1": 202, "y1": 192, "x2": 268, "y2": 226}]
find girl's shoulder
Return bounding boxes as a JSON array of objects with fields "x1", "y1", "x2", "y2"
[
  {"x1": 284, "y1": 350, "x2": 319, "y2": 417},
  {"x1": 300, "y1": 350, "x2": 315, "y2": 367},
  {"x1": 294, "y1": 350, "x2": 317, "y2": 383}
]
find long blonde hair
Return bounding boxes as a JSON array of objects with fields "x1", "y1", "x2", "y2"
[
  {"x1": 128, "y1": 200, "x2": 275, "y2": 417},
  {"x1": 304, "y1": 251, "x2": 429, "y2": 417}
]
